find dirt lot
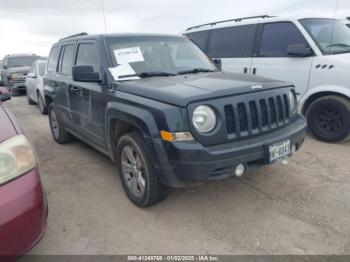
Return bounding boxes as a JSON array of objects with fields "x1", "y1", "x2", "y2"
[{"x1": 5, "y1": 96, "x2": 350, "y2": 255}]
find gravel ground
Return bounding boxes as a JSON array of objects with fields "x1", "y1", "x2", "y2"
[{"x1": 5, "y1": 96, "x2": 350, "y2": 255}]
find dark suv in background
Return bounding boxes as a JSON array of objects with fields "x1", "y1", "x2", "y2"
[
  {"x1": 44, "y1": 32, "x2": 307, "y2": 207},
  {"x1": 1, "y1": 54, "x2": 41, "y2": 95}
]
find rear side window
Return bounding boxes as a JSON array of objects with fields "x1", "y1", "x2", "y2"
[
  {"x1": 47, "y1": 47, "x2": 60, "y2": 72},
  {"x1": 186, "y1": 30, "x2": 210, "y2": 51},
  {"x1": 207, "y1": 24, "x2": 257, "y2": 58},
  {"x1": 60, "y1": 45, "x2": 75, "y2": 75},
  {"x1": 259, "y1": 22, "x2": 307, "y2": 57},
  {"x1": 76, "y1": 43, "x2": 100, "y2": 71}
]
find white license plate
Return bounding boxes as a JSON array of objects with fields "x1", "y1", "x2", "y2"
[{"x1": 268, "y1": 140, "x2": 291, "y2": 163}]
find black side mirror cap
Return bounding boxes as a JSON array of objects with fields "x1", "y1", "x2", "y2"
[
  {"x1": 287, "y1": 44, "x2": 313, "y2": 57},
  {"x1": 0, "y1": 87, "x2": 11, "y2": 102},
  {"x1": 72, "y1": 65, "x2": 101, "y2": 83},
  {"x1": 212, "y1": 58, "x2": 222, "y2": 70}
]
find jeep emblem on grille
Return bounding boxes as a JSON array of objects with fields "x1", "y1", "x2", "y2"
[{"x1": 251, "y1": 84, "x2": 263, "y2": 90}]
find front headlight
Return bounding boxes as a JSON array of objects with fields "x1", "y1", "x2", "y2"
[
  {"x1": 0, "y1": 135, "x2": 37, "y2": 185},
  {"x1": 288, "y1": 90, "x2": 297, "y2": 113},
  {"x1": 10, "y1": 73, "x2": 24, "y2": 80},
  {"x1": 192, "y1": 105, "x2": 217, "y2": 133}
]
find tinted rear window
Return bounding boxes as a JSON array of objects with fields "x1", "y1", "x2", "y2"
[
  {"x1": 186, "y1": 30, "x2": 210, "y2": 51},
  {"x1": 207, "y1": 24, "x2": 257, "y2": 58},
  {"x1": 60, "y1": 45, "x2": 75, "y2": 75},
  {"x1": 47, "y1": 47, "x2": 60, "y2": 72}
]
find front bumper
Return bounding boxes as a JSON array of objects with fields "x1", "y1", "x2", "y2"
[
  {"x1": 155, "y1": 116, "x2": 307, "y2": 188},
  {"x1": 8, "y1": 80, "x2": 26, "y2": 89},
  {"x1": 0, "y1": 169, "x2": 47, "y2": 256}
]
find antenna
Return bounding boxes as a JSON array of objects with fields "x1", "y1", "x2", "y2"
[{"x1": 100, "y1": 0, "x2": 108, "y2": 33}]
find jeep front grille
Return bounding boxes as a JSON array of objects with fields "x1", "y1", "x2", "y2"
[{"x1": 224, "y1": 94, "x2": 290, "y2": 138}]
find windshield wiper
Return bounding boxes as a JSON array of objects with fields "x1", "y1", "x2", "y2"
[
  {"x1": 177, "y1": 68, "x2": 216, "y2": 75},
  {"x1": 118, "y1": 71, "x2": 176, "y2": 79}
]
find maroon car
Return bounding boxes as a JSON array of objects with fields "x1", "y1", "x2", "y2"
[{"x1": 0, "y1": 87, "x2": 47, "y2": 256}]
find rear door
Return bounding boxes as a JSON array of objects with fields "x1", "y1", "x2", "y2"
[
  {"x1": 206, "y1": 24, "x2": 257, "y2": 74},
  {"x1": 251, "y1": 22, "x2": 314, "y2": 98}
]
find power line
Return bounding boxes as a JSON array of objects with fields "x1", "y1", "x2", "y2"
[{"x1": 100, "y1": 0, "x2": 108, "y2": 33}]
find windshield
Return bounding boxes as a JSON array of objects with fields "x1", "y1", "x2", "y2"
[
  {"x1": 300, "y1": 18, "x2": 350, "y2": 55},
  {"x1": 106, "y1": 36, "x2": 217, "y2": 79},
  {"x1": 8, "y1": 56, "x2": 41, "y2": 68}
]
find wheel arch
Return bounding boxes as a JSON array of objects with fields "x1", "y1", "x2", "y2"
[{"x1": 299, "y1": 86, "x2": 350, "y2": 115}]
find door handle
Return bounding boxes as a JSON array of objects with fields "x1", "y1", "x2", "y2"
[
  {"x1": 243, "y1": 67, "x2": 248, "y2": 74},
  {"x1": 252, "y1": 68, "x2": 257, "y2": 75}
]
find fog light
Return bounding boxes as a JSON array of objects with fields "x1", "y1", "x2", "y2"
[{"x1": 235, "y1": 164, "x2": 245, "y2": 177}]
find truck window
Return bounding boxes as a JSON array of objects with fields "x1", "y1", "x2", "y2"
[
  {"x1": 207, "y1": 24, "x2": 257, "y2": 58},
  {"x1": 76, "y1": 44, "x2": 100, "y2": 71},
  {"x1": 59, "y1": 45, "x2": 75, "y2": 75},
  {"x1": 186, "y1": 30, "x2": 210, "y2": 51},
  {"x1": 259, "y1": 22, "x2": 307, "y2": 57},
  {"x1": 47, "y1": 47, "x2": 60, "y2": 72}
]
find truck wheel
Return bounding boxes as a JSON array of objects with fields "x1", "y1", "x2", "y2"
[
  {"x1": 116, "y1": 132, "x2": 169, "y2": 207},
  {"x1": 38, "y1": 93, "x2": 47, "y2": 114},
  {"x1": 307, "y1": 95, "x2": 350, "y2": 143},
  {"x1": 27, "y1": 91, "x2": 36, "y2": 105},
  {"x1": 11, "y1": 87, "x2": 18, "y2": 96},
  {"x1": 48, "y1": 104, "x2": 73, "y2": 144}
]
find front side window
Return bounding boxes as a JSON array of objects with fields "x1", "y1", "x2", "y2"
[
  {"x1": 76, "y1": 43, "x2": 100, "y2": 72},
  {"x1": 259, "y1": 22, "x2": 307, "y2": 57},
  {"x1": 300, "y1": 18, "x2": 350, "y2": 55},
  {"x1": 47, "y1": 47, "x2": 60, "y2": 72},
  {"x1": 106, "y1": 36, "x2": 217, "y2": 77},
  {"x1": 60, "y1": 45, "x2": 75, "y2": 75},
  {"x1": 7, "y1": 56, "x2": 40, "y2": 68},
  {"x1": 207, "y1": 24, "x2": 257, "y2": 58}
]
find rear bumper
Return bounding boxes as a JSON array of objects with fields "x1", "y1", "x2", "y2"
[
  {"x1": 0, "y1": 169, "x2": 47, "y2": 256},
  {"x1": 155, "y1": 116, "x2": 307, "y2": 188}
]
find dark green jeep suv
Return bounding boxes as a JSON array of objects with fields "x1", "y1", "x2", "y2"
[{"x1": 44, "y1": 32, "x2": 307, "y2": 207}]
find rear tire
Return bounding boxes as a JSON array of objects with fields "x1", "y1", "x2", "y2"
[
  {"x1": 27, "y1": 91, "x2": 36, "y2": 105},
  {"x1": 116, "y1": 132, "x2": 169, "y2": 207},
  {"x1": 307, "y1": 95, "x2": 350, "y2": 143},
  {"x1": 48, "y1": 103, "x2": 73, "y2": 144},
  {"x1": 38, "y1": 92, "x2": 47, "y2": 114}
]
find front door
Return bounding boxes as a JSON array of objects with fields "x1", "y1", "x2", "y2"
[{"x1": 251, "y1": 22, "x2": 314, "y2": 98}]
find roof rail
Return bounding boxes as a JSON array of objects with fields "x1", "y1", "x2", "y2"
[
  {"x1": 186, "y1": 15, "x2": 274, "y2": 31},
  {"x1": 59, "y1": 32, "x2": 88, "y2": 41}
]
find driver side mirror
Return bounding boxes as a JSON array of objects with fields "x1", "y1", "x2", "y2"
[
  {"x1": 212, "y1": 58, "x2": 222, "y2": 70},
  {"x1": 287, "y1": 44, "x2": 313, "y2": 57},
  {"x1": 72, "y1": 65, "x2": 101, "y2": 83},
  {"x1": 0, "y1": 87, "x2": 11, "y2": 102}
]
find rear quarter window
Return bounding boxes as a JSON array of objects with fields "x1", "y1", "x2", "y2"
[{"x1": 47, "y1": 46, "x2": 60, "y2": 72}]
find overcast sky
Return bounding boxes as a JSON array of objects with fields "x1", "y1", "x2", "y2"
[{"x1": 0, "y1": 0, "x2": 349, "y2": 59}]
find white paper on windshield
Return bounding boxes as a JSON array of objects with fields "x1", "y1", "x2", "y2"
[
  {"x1": 109, "y1": 63, "x2": 140, "y2": 81},
  {"x1": 114, "y1": 47, "x2": 144, "y2": 64}
]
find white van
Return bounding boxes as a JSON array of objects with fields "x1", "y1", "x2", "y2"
[{"x1": 185, "y1": 15, "x2": 350, "y2": 143}]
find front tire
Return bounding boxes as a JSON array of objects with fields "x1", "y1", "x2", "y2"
[
  {"x1": 307, "y1": 95, "x2": 350, "y2": 143},
  {"x1": 48, "y1": 104, "x2": 73, "y2": 144},
  {"x1": 116, "y1": 132, "x2": 169, "y2": 207}
]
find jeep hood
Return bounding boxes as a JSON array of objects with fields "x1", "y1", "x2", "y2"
[{"x1": 116, "y1": 72, "x2": 291, "y2": 107}]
